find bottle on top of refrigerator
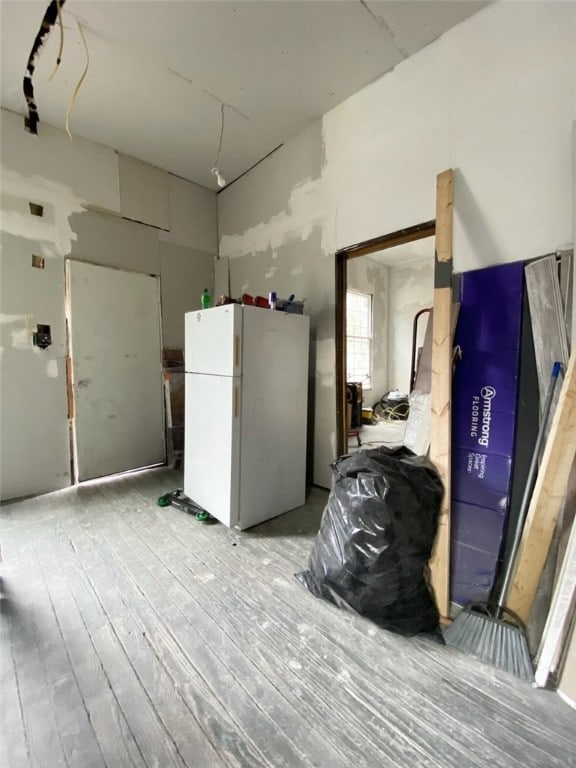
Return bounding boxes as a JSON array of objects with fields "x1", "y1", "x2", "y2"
[{"x1": 201, "y1": 288, "x2": 212, "y2": 309}]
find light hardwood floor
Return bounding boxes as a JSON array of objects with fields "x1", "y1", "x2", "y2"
[{"x1": 1, "y1": 467, "x2": 574, "y2": 768}]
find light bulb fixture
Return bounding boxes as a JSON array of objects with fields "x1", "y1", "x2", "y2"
[{"x1": 211, "y1": 166, "x2": 226, "y2": 188}]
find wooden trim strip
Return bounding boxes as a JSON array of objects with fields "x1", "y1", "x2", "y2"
[{"x1": 337, "y1": 221, "x2": 435, "y2": 261}]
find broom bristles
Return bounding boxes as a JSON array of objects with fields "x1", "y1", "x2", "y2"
[{"x1": 444, "y1": 609, "x2": 534, "y2": 682}]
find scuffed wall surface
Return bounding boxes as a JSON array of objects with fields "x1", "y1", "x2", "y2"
[
  {"x1": 219, "y1": 123, "x2": 336, "y2": 487},
  {"x1": 347, "y1": 257, "x2": 389, "y2": 401},
  {"x1": 388, "y1": 257, "x2": 434, "y2": 394},
  {"x1": 0, "y1": 231, "x2": 71, "y2": 500},
  {"x1": 1, "y1": 110, "x2": 120, "y2": 212},
  {"x1": 69, "y1": 210, "x2": 160, "y2": 274},
  {"x1": 219, "y1": 2, "x2": 575, "y2": 486},
  {"x1": 228, "y1": 227, "x2": 334, "y2": 486},
  {"x1": 159, "y1": 242, "x2": 214, "y2": 349},
  {"x1": 0, "y1": 109, "x2": 218, "y2": 500}
]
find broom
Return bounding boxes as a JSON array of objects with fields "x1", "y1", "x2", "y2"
[{"x1": 444, "y1": 362, "x2": 562, "y2": 681}]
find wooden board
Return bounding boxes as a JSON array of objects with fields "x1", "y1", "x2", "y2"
[
  {"x1": 429, "y1": 169, "x2": 454, "y2": 620},
  {"x1": 534, "y1": 514, "x2": 576, "y2": 688},
  {"x1": 558, "y1": 614, "x2": 576, "y2": 709},
  {"x1": 525, "y1": 256, "x2": 569, "y2": 419},
  {"x1": 508, "y1": 347, "x2": 576, "y2": 623},
  {"x1": 558, "y1": 249, "x2": 573, "y2": 346}
]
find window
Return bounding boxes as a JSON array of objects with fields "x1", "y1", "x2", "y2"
[{"x1": 346, "y1": 290, "x2": 372, "y2": 389}]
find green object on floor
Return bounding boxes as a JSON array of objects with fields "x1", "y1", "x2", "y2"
[{"x1": 156, "y1": 489, "x2": 212, "y2": 522}]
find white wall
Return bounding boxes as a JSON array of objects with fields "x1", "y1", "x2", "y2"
[
  {"x1": 219, "y1": 2, "x2": 576, "y2": 486},
  {"x1": 388, "y1": 257, "x2": 434, "y2": 394},
  {"x1": 0, "y1": 109, "x2": 217, "y2": 500}
]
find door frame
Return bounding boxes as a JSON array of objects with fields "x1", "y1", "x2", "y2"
[{"x1": 334, "y1": 220, "x2": 436, "y2": 457}]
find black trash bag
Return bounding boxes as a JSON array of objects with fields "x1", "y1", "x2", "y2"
[{"x1": 296, "y1": 446, "x2": 443, "y2": 636}]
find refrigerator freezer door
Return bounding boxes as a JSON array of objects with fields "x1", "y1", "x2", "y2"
[
  {"x1": 185, "y1": 304, "x2": 242, "y2": 376},
  {"x1": 184, "y1": 373, "x2": 241, "y2": 526},
  {"x1": 238, "y1": 307, "x2": 310, "y2": 529}
]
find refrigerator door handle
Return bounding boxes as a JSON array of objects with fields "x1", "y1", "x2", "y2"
[
  {"x1": 234, "y1": 334, "x2": 241, "y2": 370},
  {"x1": 234, "y1": 384, "x2": 240, "y2": 418}
]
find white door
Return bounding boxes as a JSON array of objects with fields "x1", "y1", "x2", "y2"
[
  {"x1": 184, "y1": 304, "x2": 242, "y2": 376},
  {"x1": 67, "y1": 261, "x2": 165, "y2": 481},
  {"x1": 184, "y1": 373, "x2": 241, "y2": 526}
]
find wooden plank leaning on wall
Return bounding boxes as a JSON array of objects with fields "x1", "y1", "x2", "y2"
[
  {"x1": 429, "y1": 168, "x2": 454, "y2": 622},
  {"x1": 508, "y1": 347, "x2": 576, "y2": 623}
]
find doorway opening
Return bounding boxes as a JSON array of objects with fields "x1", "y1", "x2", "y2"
[{"x1": 335, "y1": 221, "x2": 436, "y2": 457}]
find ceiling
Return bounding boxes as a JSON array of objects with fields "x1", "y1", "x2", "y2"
[{"x1": 0, "y1": 1, "x2": 487, "y2": 190}]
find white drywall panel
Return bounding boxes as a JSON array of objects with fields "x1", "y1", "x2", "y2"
[
  {"x1": 447, "y1": 5, "x2": 575, "y2": 272},
  {"x1": 0, "y1": 109, "x2": 120, "y2": 213},
  {"x1": 0, "y1": 154, "x2": 73, "y2": 499},
  {"x1": 347, "y1": 257, "x2": 389, "y2": 400},
  {"x1": 218, "y1": 2, "x2": 576, "y2": 487},
  {"x1": 68, "y1": 261, "x2": 164, "y2": 481},
  {"x1": 159, "y1": 242, "x2": 214, "y2": 349},
  {"x1": 0, "y1": 353, "x2": 70, "y2": 500},
  {"x1": 68, "y1": 210, "x2": 160, "y2": 275},
  {"x1": 388, "y1": 257, "x2": 434, "y2": 394},
  {"x1": 119, "y1": 154, "x2": 170, "y2": 230},
  {"x1": 0, "y1": 232, "x2": 67, "y2": 357},
  {"x1": 161, "y1": 175, "x2": 218, "y2": 253},
  {"x1": 0, "y1": 228, "x2": 70, "y2": 501}
]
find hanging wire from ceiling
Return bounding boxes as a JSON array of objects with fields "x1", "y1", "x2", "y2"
[
  {"x1": 65, "y1": 20, "x2": 89, "y2": 141},
  {"x1": 211, "y1": 102, "x2": 227, "y2": 188},
  {"x1": 23, "y1": 0, "x2": 68, "y2": 134},
  {"x1": 46, "y1": 0, "x2": 64, "y2": 82}
]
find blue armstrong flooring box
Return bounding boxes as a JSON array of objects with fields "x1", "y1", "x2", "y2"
[{"x1": 450, "y1": 261, "x2": 524, "y2": 606}]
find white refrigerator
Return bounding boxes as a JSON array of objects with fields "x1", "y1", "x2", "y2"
[{"x1": 184, "y1": 304, "x2": 310, "y2": 529}]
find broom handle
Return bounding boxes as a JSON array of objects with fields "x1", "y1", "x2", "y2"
[{"x1": 495, "y1": 361, "x2": 562, "y2": 617}]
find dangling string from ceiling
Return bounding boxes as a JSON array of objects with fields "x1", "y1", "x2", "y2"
[{"x1": 65, "y1": 20, "x2": 89, "y2": 141}]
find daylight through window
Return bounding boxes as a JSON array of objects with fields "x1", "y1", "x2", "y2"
[{"x1": 346, "y1": 290, "x2": 372, "y2": 389}]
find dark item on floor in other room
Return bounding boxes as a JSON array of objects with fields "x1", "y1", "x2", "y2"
[
  {"x1": 444, "y1": 362, "x2": 562, "y2": 681},
  {"x1": 296, "y1": 446, "x2": 443, "y2": 636},
  {"x1": 157, "y1": 489, "x2": 211, "y2": 521}
]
